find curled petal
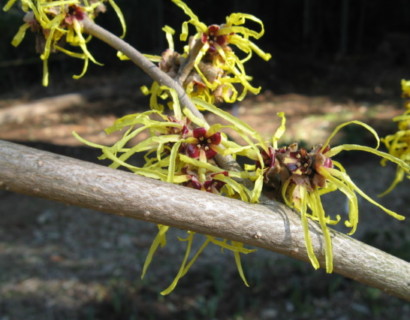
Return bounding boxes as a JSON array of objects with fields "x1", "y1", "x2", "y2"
[
  {"x1": 3, "y1": 0, "x2": 18, "y2": 11},
  {"x1": 11, "y1": 23, "x2": 31, "y2": 47},
  {"x1": 107, "y1": 0, "x2": 127, "y2": 38},
  {"x1": 171, "y1": 0, "x2": 207, "y2": 39},
  {"x1": 162, "y1": 25, "x2": 175, "y2": 50},
  {"x1": 141, "y1": 225, "x2": 169, "y2": 279},
  {"x1": 322, "y1": 120, "x2": 380, "y2": 153}
]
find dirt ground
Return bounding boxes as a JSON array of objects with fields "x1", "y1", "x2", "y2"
[{"x1": 0, "y1": 69, "x2": 409, "y2": 319}]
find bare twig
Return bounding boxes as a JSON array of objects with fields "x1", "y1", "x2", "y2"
[
  {"x1": 175, "y1": 38, "x2": 204, "y2": 85},
  {"x1": 82, "y1": 18, "x2": 204, "y2": 122},
  {"x1": 0, "y1": 139, "x2": 409, "y2": 301}
]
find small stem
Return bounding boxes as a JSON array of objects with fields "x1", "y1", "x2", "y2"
[
  {"x1": 175, "y1": 38, "x2": 204, "y2": 85},
  {"x1": 82, "y1": 17, "x2": 204, "y2": 121}
]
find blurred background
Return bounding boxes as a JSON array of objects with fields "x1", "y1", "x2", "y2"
[
  {"x1": 0, "y1": 0, "x2": 409, "y2": 319},
  {"x1": 2, "y1": 0, "x2": 410, "y2": 97}
]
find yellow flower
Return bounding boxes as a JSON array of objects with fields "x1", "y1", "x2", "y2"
[
  {"x1": 381, "y1": 125, "x2": 410, "y2": 197},
  {"x1": 260, "y1": 119, "x2": 408, "y2": 273},
  {"x1": 74, "y1": 91, "x2": 268, "y2": 294},
  {"x1": 380, "y1": 81, "x2": 410, "y2": 195},
  {"x1": 401, "y1": 79, "x2": 410, "y2": 99},
  {"x1": 157, "y1": 0, "x2": 272, "y2": 103},
  {"x1": 4, "y1": 0, "x2": 126, "y2": 86}
]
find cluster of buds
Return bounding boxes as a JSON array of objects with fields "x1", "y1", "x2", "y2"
[
  {"x1": 262, "y1": 143, "x2": 332, "y2": 196},
  {"x1": 4, "y1": 0, "x2": 125, "y2": 86}
]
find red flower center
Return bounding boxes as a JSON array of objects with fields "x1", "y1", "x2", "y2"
[
  {"x1": 201, "y1": 25, "x2": 229, "y2": 53},
  {"x1": 184, "y1": 168, "x2": 228, "y2": 193},
  {"x1": 65, "y1": 5, "x2": 85, "y2": 24},
  {"x1": 186, "y1": 127, "x2": 221, "y2": 159}
]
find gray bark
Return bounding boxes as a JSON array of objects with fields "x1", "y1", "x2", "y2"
[{"x1": 0, "y1": 140, "x2": 409, "y2": 301}]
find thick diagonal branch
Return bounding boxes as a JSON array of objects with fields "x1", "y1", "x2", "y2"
[{"x1": 0, "y1": 140, "x2": 409, "y2": 301}]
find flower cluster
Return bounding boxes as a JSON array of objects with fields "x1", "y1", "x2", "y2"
[
  {"x1": 380, "y1": 79, "x2": 410, "y2": 195},
  {"x1": 72, "y1": 0, "x2": 273, "y2": 294},
  {"x1": 4, "y1": 0, "x2": 125, "y2": 86},
  {"x1": 75, "y1": 87, "x2": 266, "y2": 293},
  {"x1": 138, "y1": 0, "x2": 271, "y2": 106},
  {"x1": 259, "y1": 119, "x2": 408, "y2": 272},
  {"x1": 7, "y1": 0, "x2": 406, "y2": 294},
  {"x1": 72, "y1": 0, "x2": 409, "y2": 291},
  {"x1": 114, "y1": 2, "x2": 273, "y2": 292}
]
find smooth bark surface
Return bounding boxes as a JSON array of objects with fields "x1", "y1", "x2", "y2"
[{"x1": 0, "y1": 140, "x2": 409, "y2": 301}]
